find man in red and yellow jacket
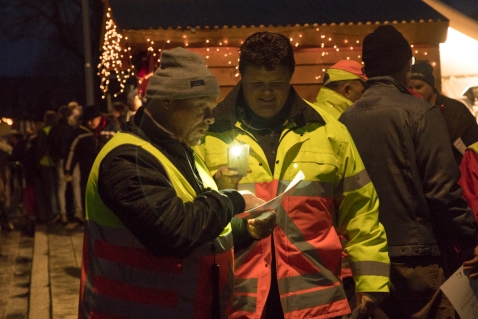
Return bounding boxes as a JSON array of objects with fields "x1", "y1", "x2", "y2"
[{"x1": 195, "y1": 32, "x2": 390, "y2": 319}]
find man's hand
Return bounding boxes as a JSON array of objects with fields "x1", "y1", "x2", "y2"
[
  {"x1": 247, "y1": 212, "x2": 277, "y2": 239},
  {"x1": 64, "y1": 174, "x2": 73, "y2": 182},
  {"x1": 355, "y1": 292, "x2": 387, "y2": 319},
  {"x1": 214, "y1": 166, "x2": 251, "y2": 190},
  {"x1": 463, "y1": 246, "x2": 478, "y2": 279},
  {"x1": 237, "y1": 190, "x2": 277, "y2": 239},
  {"x1": 238, "y1": 190, "x2": 265, "y2": 210}
]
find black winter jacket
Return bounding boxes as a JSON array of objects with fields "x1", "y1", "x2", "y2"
[
  {"x1": 96, "y1": 107, "x2": 246, "y2": 257},
  {"x1": 340, "y1": 77, "x2": 477, "y2": 258},
  {"x1": 435, "y1": 92, "x2": 478, "y2": 165},
  {"x1": 64, "y1": 116, "x2": 116, "y2": 180},
  {"x1": 48, "y1": 121, "x2": 76, "y2": 164}
]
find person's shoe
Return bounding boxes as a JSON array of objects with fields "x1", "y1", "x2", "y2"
[
  {"x1": 64, "y1": 222, "x2": 79, "y2": 230},
  {"x1": 61, "y1": 214, "x2": 68, "y2": 225},
  {"x1": 49, "y1": 215, "x2": 62, "y2": 225},
  {"x1": 74, "y1": 211, "x2": 85, "y2": 223},
  {"x1": 1, "y1": 222, "x2": 14, "y2": 231}
]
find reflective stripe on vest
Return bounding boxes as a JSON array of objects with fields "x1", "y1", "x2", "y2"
[
  {"x1": 79, "y1": 131, "x2": 233, "y2": 319},
  {"x1": 39, "y1": 126, "x2": 54, "y2": 166}
]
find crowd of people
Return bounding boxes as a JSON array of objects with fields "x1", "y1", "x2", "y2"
[
  {"x1": 0, "y1": 101, "x2": 128, "y2": 232},
  {"x1": 1, "y1": 25, "x2": 478, "y2": 319}
]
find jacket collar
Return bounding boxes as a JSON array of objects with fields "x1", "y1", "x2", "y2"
[
  {"x1": 210, "y1": 81, "x2": 325, "y2": 133},
  {"x1": 131, "y1": 106, "x2": 191, "y2": 153},
  {"x1": 314, "y1": 87, "x2": 353, "y2": 120},
  {"x1": 365, "y1": 76, "x2": 413, "y2": 95}
]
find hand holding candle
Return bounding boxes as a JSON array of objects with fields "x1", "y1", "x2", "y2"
[{"x1": 228, "y1": 144, "x2": 250, "y2": 177}]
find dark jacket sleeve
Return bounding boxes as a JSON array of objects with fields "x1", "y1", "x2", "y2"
[
  {"x1": 415, "y1": 106, "x2": 477, "y2": 250},
  {"x1": 98, "y1": 144, "x2": 245, "y2": 257}
]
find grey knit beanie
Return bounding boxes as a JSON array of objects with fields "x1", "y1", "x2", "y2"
[{"x1": 145, "y1": 47, "x2": 220, "y2": 100}]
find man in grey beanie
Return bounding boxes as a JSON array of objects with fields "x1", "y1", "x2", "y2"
[
  {"x1": 340, "y1": 25, "x2": 478, "y2": 319},
  {"x1": 78, "y1": 47, "x2": 276, "y2": 319}
]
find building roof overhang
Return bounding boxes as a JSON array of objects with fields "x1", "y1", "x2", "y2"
[{"x1": 107, "y1": 0, "x2": 449, "y2": 49}]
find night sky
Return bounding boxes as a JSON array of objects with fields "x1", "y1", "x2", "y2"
[{"x1": 0, "y1": 0, "x2": 477, "y2": 119}]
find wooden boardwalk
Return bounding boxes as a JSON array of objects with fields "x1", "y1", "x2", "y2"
[
  {"x1": 0, "y1": 223, "x2": 83, "y2": 319},
  {"x1": 0, "y1": 229, "x2": 33, "y2": 319},
  {"x1": 30, "y1": 224, "x2": 84, "y2": 319}
]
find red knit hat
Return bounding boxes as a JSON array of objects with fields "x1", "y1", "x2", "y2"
[{"x1": 324, "y1": 60, "x2": 367, "y2": 86}]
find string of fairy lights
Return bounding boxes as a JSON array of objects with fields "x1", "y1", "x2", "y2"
[
  {"x1": 98, "y1": 7, "x2": 133, "y2": 98},
  {"x1": 98, "y1": 6, "x2": 437, "y2": 98}
]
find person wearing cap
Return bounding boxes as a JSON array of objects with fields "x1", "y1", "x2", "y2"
[
  {"x1": 195, "y1": 31, "x2": 389, "y2": 319},
  {"x1": 313, "y1": 60, "x2": 370, "y2": 306},
  {"x1": 78, "y1": 47, "x2": 276, "y2": 319},
  {"x1": 409, "y1": 61, "x2": 478, "y2": 165},
  {"x1": 339, "y1": 25, "x2": 478, "y2": 319},
  {"x1": 410, "y1": 62, "x2": 478, "y2": 274},
  {"x1": 313, "y1": 60, "x2": 367, "y2": 119},
  {"x1": 64, "y1": 105, "x2": 116, "y2": 226}
]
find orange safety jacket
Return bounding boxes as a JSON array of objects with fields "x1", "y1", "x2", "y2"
[
  {"x1": 196, "y1": 100, "x2": 390, "y2": 319},
  {"x1": 79, "y1": 132, "x2": 234, "y2": 319}
]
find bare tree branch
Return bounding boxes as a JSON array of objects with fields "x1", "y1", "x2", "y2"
[{"x1": 0, "y1": 0, "x2": 102, "y2": 73}]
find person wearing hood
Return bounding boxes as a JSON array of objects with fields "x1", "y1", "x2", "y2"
[{"x1": 64, "y1": 105, "x2": 116, "y2": 225}]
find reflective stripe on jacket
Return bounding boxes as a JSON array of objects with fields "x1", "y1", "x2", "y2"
[
  {"x1": 39, "y1": 126, "x2": 55, "y2": 166},
  {"x1": 79, "y1": 131, "x2": 234, "y2": 319},
  {"x1": 196, "y1": 99, "x2": 390, "y2": 319}
]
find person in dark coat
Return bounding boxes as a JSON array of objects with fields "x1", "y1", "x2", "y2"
[
  {"x1": 64, "y1": 105, "x2": 116, "y2": 223},
  {"x1": 48, "y1": 105, "x2": 78, "y2": 224},
  {"x1": 339, "y1": 25, "x2": 478, "y2": 319},
  {"x1": 34, "y1": 110, "x2": 59, "y2": 223},
  {"x1": 409, "y1": 61, "x2": 478, "y2": 165},
  {"x1": 0, "y1": 137, "x2": 13, "y2": 231}
]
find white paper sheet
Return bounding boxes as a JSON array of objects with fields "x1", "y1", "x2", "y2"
[
  {"x1": 236, "y1": 170, "x2": 305, "y2": 220},
  {"x1": 440, "y1": 266, "x2": 478, "y2": 319}
]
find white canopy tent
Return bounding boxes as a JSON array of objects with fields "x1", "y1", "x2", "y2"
[
  {"x1": 440, "y1": 28, "x2": 478, "y2": 108},
  {"x1": 423, "y1": 0, "x2": 478, "y2": 109}
]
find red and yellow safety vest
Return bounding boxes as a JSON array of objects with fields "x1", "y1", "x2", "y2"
[
  {"x1": 195, "y1": 100, "x2": 390, "y2": 319},
  {"x1": 79, "y1": 131, "x2": 234, "y2": 319}
]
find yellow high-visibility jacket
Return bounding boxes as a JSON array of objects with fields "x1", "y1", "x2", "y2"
[{"x1": 195, "y1": 86, "x2": 390, "y2": 319}]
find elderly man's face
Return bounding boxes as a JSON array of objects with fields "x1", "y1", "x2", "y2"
[
  {"x1": 241, "y1": 65, "x2": 292, "y2": 119},
  {"x1": 168, "y1": 96, "x2": 216, "y2": 147}
]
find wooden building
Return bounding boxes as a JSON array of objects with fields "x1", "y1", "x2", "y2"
[{"x1": 101, "y1": 0, "x2": 449, "y2": 102}]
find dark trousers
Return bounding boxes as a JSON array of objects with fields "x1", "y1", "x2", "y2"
[{"x1": 374, "y1": 256, "x2": 455, "y2": 319}]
